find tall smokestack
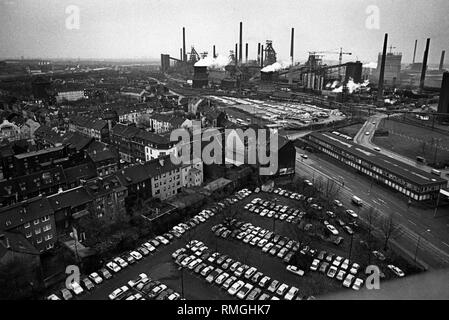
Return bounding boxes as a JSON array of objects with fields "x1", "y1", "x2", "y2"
[
  {"x1": 235, "y1": 43, "x2": 238, "y2": 64},
  {"x1": 420, "y1": 38, "x2": 431, "y2": 92},
  {"x1": 412, "y1": 40, "x2": 417, "y2": 64},
  {"x1": 377, "y1": 33, "x2": 388, "y2": 102},
  {"x1": 180, "y1": 48, "x2": 182, "y2": 60},
  {"x1": 239, "y1": 22, "x2": 243, "y2": 64},
  {"x1": 260, "y1": 45, "x2": 264, "y2": 68},
  {"x1": 213, "y1": 45, "x2": 216, "y2": 58},
  {"x1": 257, "y1": 43, "x2": 261, "y2": 63},
  {"x1": 182, "y1": 27, "x2": 186, "y2": 62},
  {"x1": 439, "y1": 50, "x2": 446, "y2": 71},
  {"x1": 245, "y1": 43, "x2": 248, "y2": 63},
  {"x1": 290, "y1": 28, "x2": 295, "y2": 64}
]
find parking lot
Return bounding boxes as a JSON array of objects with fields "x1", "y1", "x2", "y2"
[{"x1": 47, "y1": 186, "x2": 408, "y2": 300}]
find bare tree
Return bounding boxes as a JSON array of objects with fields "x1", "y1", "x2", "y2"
[
  {"x1": 362, "y1": 207, "x2": 380, "y2": 264},
  {"x1": 379, "y1": 213, "x2": 403, "y2": 251}
]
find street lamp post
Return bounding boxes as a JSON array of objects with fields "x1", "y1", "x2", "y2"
[{"x1": 433, "y1": 191, "x2": 441, "y2": 218}]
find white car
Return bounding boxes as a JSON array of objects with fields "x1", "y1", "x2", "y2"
[
  {"x1": 336, "y1": 270, "x2": 346, "y2": 281},
  {"x1": 332, "y1": 256, "x2": 343, "y2": 267},
  {"x1": 276, "y1": 283, "x2": 289, "y2": 296},
  {"x1": 106, "y1": 261, "x2": 121, "y2": 273},
  {"x1": 143, "y1": 242, "x2": 156, "y2": 252},
  {"x1": 236, "y1": 283, "x2": 254, "y2": 299},
  {"x1": 343, "y1": 274, "x2": 355, "y2": 288},
  {"x1": 326, "y1": 224, "x2": 339, "y2": 235},
  {"x1": 108, "y1": 286, "x2": 128, "y2": 300},
  {"x1": 387, "y1": 265, "x2": 405, "y2": 277},
  {"x1": 228, "y1": 280, "x2": 245, "y2": 296},
  {"x1": 127, "y1": 273, "x2": 148, "y2": 287},
  {"x1": 327, "y1": 266, "x2": 338, "y2": 278},
  {"x1": 340, "y1": 259, "x2": 350, "y2": 270},
  {"x1": 333, "y1": 199, "x2": 343, "y2": 207},
  {"x1": 352, "y1": 278, "x2": 364, "y2": 290},
  {"x1": 130, "y1": 251, "x2": 143, "y2": 261},
  {"x1": 47, "y1": 294, "x2": 61, "y2": 300},
  {"x1": 346, "y1": 210, "x2": 358, "y2": 218},
  {"x1": 113, "y1": 257, "x2": 128, "y2": 268},
  {"x1": 89, "y1": 272, "x2": 103, "y2": 285},
  {"x1": 286, "y1": 265, "x2": 304, "y2": 277},
  {"x1": 156, "y1": 236, "x2": 169, "y2": 245},
  {"x1": 350, "y1": 263, "x2": 360, "y2": 275},
  {"x1": 284, "y1": 286, "x2": 299, "y2": 300},
  {"x1": 69, "y1": 282, "x2": 84, "y2": 295},
  {"x1": 310, "y1": 259, "x2": 320, "y2": 271}
]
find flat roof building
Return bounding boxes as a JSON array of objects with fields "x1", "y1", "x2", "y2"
[{"x1": 308, "y1": 132, "x2": 446, "y2": 201}]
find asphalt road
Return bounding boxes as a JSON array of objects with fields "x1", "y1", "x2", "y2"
[
  {"x1": 354, "y1": 114, "x2": 449, "y2": 180},
  {"x1": 295, "y1": 149, "x2": 449, "y2": 270}
]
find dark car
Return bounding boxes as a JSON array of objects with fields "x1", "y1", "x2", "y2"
[{"x1": 99, "y1": 268, "x2": 112, "y2": 280}]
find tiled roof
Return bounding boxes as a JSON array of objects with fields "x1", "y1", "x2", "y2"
[
  {"x1": 0, "y1": 196, "x2": 54, "y2": 231},
  {"x1": 47, "y1": 186, "x2": 93, "y2": 211}
]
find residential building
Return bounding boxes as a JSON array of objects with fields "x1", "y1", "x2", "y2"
[
  {"x1": 0, "y1": 196, "x2": 56, "y2": 253},
  {"x1": 84, "y1": 176, "x2": 127, "y2": 217}
]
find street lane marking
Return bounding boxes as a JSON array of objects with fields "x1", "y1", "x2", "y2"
[{"x1": 442, "y1": 242, "x2": 449, "y2": 248}]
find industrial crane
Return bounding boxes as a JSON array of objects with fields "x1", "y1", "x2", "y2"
[{"x1": 308, "y1": 48, "x2": 352, "y2": 80}]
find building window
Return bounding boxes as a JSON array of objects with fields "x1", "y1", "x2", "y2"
[
  {"x1": 46, "y1": 243, "x2": 54, "y2": 250},
  {"x1": 34, "y1": 219, "x2": 39, "y2": 225},
  {"x1": 43, "y1": 224, "x2": 51, "y2": 232},
  {"x1": 45, "y1": 234, "x2": 53, "y2": 241},
  {"x1": 24, "y1": 222, "x2": 30, "y2": 229},
  {"x1": 41, "y1": 215, "x2": 50, "y2": 222},
  {"x1": 26, "y1": 232, "x2": 32, "y2": 238},
  {"x1": 36, "y1": 237, "x2": 42, "y2": 244},
  {"x1": 35, "y1": 228, "x2": 41, "y2": 235}
]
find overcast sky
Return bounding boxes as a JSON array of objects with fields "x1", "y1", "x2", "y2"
[{"x1": 0, "y1": 0, "x2": 448, "y2": 64}]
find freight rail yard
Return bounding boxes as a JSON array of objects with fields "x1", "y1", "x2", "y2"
[{"x1": 208, "y1": 96, "x2": 346, "y2": 128}]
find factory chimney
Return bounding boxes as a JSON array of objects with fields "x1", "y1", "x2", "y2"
[
  {"x1": 420, "y1": 38, "x2": 431, "y2": 92},
  {"x1": 239, "y1": 22, "x2": 243, "y2": 64},
  {"x1": 439, "y1": 50, "x2": 446, "y2": 71},
  {"x1": 260, "y1": 45, "x2": 264, "y2": 68},
  {"x1": 180, "y1": 48, "x2": 182, "y2": 60},
  {"x1": 257, "y1": 43, "x2": 261, "y2": 63},
  {"x1": 182, "y1": 27, "x2": 186, "y2": 62},
  {"x1": 413, "y1": 40, "x2": 417, "y2": 64},
  {"x1": 290, "y1": 28, "x2": 295, "y2": 64},
  {"x1": 377, "y1": 33, "x2": 388, "y2": 102},
  {"x1": 235, "y1": 43, "x2": 238, "y2": 64},
  {"x1": 245, "y1": 43, "x2": 248, "y2": 63},
  {"x1": 213, "y1": 45, "x2": 216, "y2": 58}
]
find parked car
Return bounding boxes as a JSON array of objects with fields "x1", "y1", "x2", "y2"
[
  {"x1": 387, "y1": 264, "x2": 405, "y2": 277},
  {"x1": 284, "y1": 286, "x2": 299, "y2": 300},
  {"x1": 81, "y1": 278, "x2": 95, "y2": 291},
  {"x1": 310, "y1": 259, "x2": 320, "y2": 271},
  {"x1": 228, "y1": 280, "x2": 245, "y2": 296},
  {"x1": 106, "y1": 261, "x2": 121, "y2": 273},
  {"x1": 108, "y1": 286, "x2": 128, "y2": 300},
  {"x1": 267, "y1": 280, "x2": 280, "y2": 293},
  {"x1": 236, "y1": 283, "x2": 254, "y2": 299},
  {"x1": 352, "y1": 278, "x2": 364, "y2": 290},
  {"x1": 89, "y1": 272, "x2": 103, "y2": 284},
  {"x1": 343, "y1": 274, "x2": 355, "y2": 288},
  {"x1": 286, "y1": 265, "x2": 304, "y2": 277},
  {"x1": 276, "y1": 283, "x2": 289, "y2": 296},
  {"x1": 346, "y1": 209, "x2": 358, "y2": 218},
  {"x1": 60, "y1": 288, "x2": 73, "y2": 300},
  {"x1": 327, "y1": 266, "x2": 338, "y2": 278},
  {"x1": 99, "y1": 268, "x2": 112, "y2": 279}
]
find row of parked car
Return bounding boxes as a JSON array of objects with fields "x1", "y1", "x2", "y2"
[
  {"x1": 172, "y1": 240, "x2": 310, "y2": 300},
  {"x1": 244, "y1": 198, "x2": 305, "y2": 224},
  {"x1": 108, "y1": 273, "x2": 182, "y2": 300},
  {"x1": 211, "y1": 220, "x2": 303, "y2": 265},
  {"x1": 45, "y1": 188, "x2": 253, "y2": 300},
  {"x1": 309, "y1": 251, "x2": 365, "y2": 290},
  {"x1": 46, "y1": 234, "x2": 174, "y2": 300}
]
